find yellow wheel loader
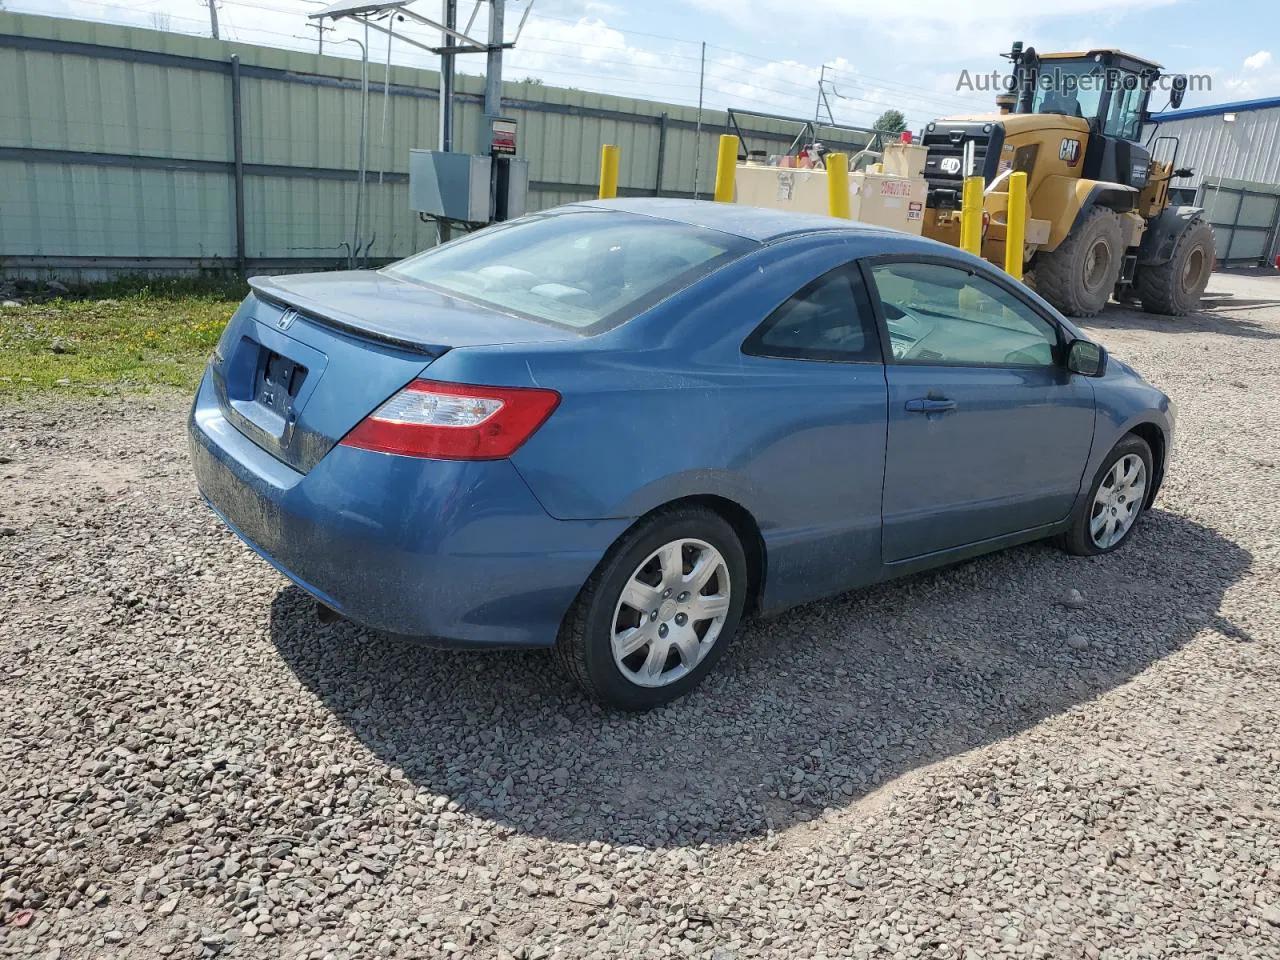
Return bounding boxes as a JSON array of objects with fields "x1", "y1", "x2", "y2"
[{"x1": 921, "y1": 43, "x2": 1215, "y2": 317}]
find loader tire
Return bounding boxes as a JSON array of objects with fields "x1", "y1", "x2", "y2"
[
  {"x1": 1137, "y1": 218, "x2": 1215, "y2": 316},
  {"x1": 1032, "y1": 207, "x2": 1125, "y2": 318}
]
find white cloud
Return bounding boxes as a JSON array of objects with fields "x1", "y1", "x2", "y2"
[
  {"x1": 1243, "y1": 50, "x2": 1272, "y2": 71},
  {"x1": 1211, "y1": 56, "x2": 1280, "y2": 103},
  {"x1": 503, "y1": 16, "x2": 989, "y2": 128}
]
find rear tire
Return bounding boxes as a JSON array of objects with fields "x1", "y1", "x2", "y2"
[
  {"x1": 1060, "y1": 434, "x2": 1153, "y2": 557},
  {"x1": 1137, "y1": 218, "x2": 1215, "y2": 316},
  {"x1": 1033, "y1": 207, "x2": 1125, "y2": 318},
  {"x1": 555, "y1": 505, "x2": 748, "y2": 710}
]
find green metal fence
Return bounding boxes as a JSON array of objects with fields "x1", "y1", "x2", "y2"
[{"x1": 0, "y1": 11, "x2": 872, "y2": 279}]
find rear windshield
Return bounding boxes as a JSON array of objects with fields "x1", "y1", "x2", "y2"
[{"x1": 383, "y1": 209, "x2": 755, "y2": 332}]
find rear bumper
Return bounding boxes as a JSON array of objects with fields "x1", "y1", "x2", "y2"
[{"x1": 188, "y1": 368, "x2": 628, "y2": 647}]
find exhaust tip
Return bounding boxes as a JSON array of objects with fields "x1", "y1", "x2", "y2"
[{"x1": 315, "y1": 602, "x2": 343, "y2": 625}]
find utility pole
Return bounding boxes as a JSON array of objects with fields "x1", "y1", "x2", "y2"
[
  {"x1": 205, "y1": 0, "x2": 219, "y2": 40},
  {"x1": 438, "y1": 0, "x2": 457, "y2": 154},
  {"x1": 692, "y1": 40, "x2": 705, "y2": 199},
  {"x1": 483, "y1": 0, "x2": 504, "y2": 121},
  {"x1": 437, "y1": 0, "x2": 457, "y2": 242},
  {"x1": 305, "y1": 17, "x2": 334, "y2": 55},
  {"x1": 814, "y1": 64, "x2": 835, "y2": 126}
]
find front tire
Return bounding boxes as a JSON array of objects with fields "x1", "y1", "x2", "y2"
[
  {"x1": 1060, "y1": 434, "x2": 1153, "y2": 556},
  {"x1": 1033, "y1": 207, "x2": 1125, "y2": 318},
  {"x1": 555, "y1": 506, "x2": 748, "y2": 710}
]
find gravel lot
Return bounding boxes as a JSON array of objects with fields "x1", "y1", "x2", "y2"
[{"x1": 3, "y1": 271, "x2": 1279, "y2": 960}]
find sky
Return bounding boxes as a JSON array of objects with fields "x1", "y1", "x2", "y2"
[{"x1": 13, "y1": 0, "x2": 1280, "y2": 132}]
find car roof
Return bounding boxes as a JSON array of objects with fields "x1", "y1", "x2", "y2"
[{"x1": 570, "y1": 197, "x2": 908, "y2": 243}]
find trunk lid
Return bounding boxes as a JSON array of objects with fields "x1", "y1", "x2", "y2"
[
  {"x1": 212, "y1": 271, "x2": 574, "y2": 473},
  {"x1": 250, "y1": 271, "x2": 578, "y2": 352}
]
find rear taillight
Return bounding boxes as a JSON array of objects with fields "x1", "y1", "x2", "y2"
[{"x1": 340, "y1": 379, "x2": 560, "y2": 460}]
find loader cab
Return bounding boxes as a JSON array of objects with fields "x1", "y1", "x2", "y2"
[{"x1": 1011, "y1": 47, "x2": 1161, "y2": 189}]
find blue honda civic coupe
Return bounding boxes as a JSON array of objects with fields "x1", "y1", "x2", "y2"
[{"x1": 189, "y1": 198, "x2": 1174, "y2": 709}]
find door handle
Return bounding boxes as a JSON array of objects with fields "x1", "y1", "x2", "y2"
[{"x1": 905, "y1": 397, "x2": 957, "y2": 414}]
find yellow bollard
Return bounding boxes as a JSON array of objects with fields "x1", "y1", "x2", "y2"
[
  {"x1": 1004, "y1": 171, "x2": 1028, "y2": 281},
  {"x1": 713, "y1": 134, "x2": 739, "y2": 203},
  {"x1": 960, "y1": 175, "x2": 984, "y2": 256},
  {"x1": 826, "y1": 152, "x2": 850, "y2": 219},
  {"x1": 598, "y1": 144, "x2": 620, "y2": 199}
]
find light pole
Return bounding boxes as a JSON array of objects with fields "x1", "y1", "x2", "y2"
[{"x1": 340, "y1": 34, "x2": 370, "y2": 269}]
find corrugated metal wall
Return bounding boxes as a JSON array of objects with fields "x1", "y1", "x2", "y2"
[
  {"x1": 0, "y1": 11, "x2": 871, "y2": 279},
  {"x1": 1145, "y1": 106, "x2": 1280, "y2": 194},
  {"x1": 1142, "y1": 106, "x2": 1280, "y2": 264}
]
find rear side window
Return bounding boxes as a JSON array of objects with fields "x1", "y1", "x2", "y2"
[
  {"x1": 743, "y1": 264, "x2": 882, "y2": 363},
  {"x1": 384, "y1": 210, "x2": 755, "y2": 332}
]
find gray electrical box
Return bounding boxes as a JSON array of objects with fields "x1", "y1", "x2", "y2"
[
  {"x1": 409, "y1": 150, "x2": 491, "y2": 222},
  {"x1": 495, "y1": 157, "x2": 530, "y2": 221}
]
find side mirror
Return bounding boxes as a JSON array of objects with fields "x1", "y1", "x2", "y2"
[
  {"x1": 1066, "y1": 339, "x2": 1107, "y2": 377},
  {"x1": 1170, "y1": 75, "x2": 1188, "y2": 110}
]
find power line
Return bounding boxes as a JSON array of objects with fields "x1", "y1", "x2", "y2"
[
  {"x1": 705, "y1": 41, "x2": 993, "y2": 109},
  {"x1": 24, "y1": 0, "x2": 989, "y2": 127},
  {"x1": 823, "y1": 66, "x2": 993, "y2": 110}
]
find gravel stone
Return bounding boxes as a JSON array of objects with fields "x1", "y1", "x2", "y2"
[
  {"x1": 3, "y1": 273, "x2": 1280, "y2": 959},
  {"x1": 1061, "y1": 587, "x2": 1087, "y2": 609}
]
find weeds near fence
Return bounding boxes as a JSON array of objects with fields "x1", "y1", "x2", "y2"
[{"x1": 0, "y1": 278, "x2": 245, "y2": 396}]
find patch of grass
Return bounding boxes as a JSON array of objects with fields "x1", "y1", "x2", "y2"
[
  {"x1": 63, "y1": 272, "x2": 251, "y2": 302},
  {"x1": 0, "y1": 288, "x2": 241, "y2": 398}
]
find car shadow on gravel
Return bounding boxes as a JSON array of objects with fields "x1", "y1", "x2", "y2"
[
  {"x1": 268, "y1": 508, "x2": 1249, "y2": 849},
  {"x1": 1087, "y1": 302, "x2": 1280, "y2": 339}
]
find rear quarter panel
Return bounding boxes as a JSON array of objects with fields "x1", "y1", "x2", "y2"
[{"x1": 426, "y1": 232, "x2": 907, "y2": 609}]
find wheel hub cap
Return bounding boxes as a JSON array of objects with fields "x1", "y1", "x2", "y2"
[
  {"x1": 1089, "y1": 454, "x2": 1147, "y2": 549},
  {"x1": 611, "y1": 538, "x2": 732, "y2": 689}
]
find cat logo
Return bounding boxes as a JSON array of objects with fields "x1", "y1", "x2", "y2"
[{"x1": 1059, "y1": 138, "x2": 1082, "y2": 167}]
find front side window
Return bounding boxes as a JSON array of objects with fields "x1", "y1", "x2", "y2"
[
  {"x1": 869, "y1": 261, "x2": 1058, "y2": 367},
  {"x1": 384, "y1": 210, "x2": 755, "y2": 332},
  {"x1": 743, "y1": 265, "x2": 881, "y2": 363},
  {"x1": 1103, "y1": 77, "x2": 1145, "y2": 140},
  {"x1": 1032, "y1": 61, "x2": 1104, "y2": 121}
]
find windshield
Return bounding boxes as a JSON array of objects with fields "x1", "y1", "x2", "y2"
[
  {"x1": 1031, "y1": 60, "x2": 1105, "y2": 119},
  {"x1": 384, "y1": 210, "x2": 755, "y2": 332}
]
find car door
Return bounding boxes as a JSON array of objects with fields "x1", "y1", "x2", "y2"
[
  {"x1": 862, "y1": 256, "x2": 1096, "y2": 563},
  {"x1": 737, "y1": 260, "x2": 889, "y2": 607}
]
